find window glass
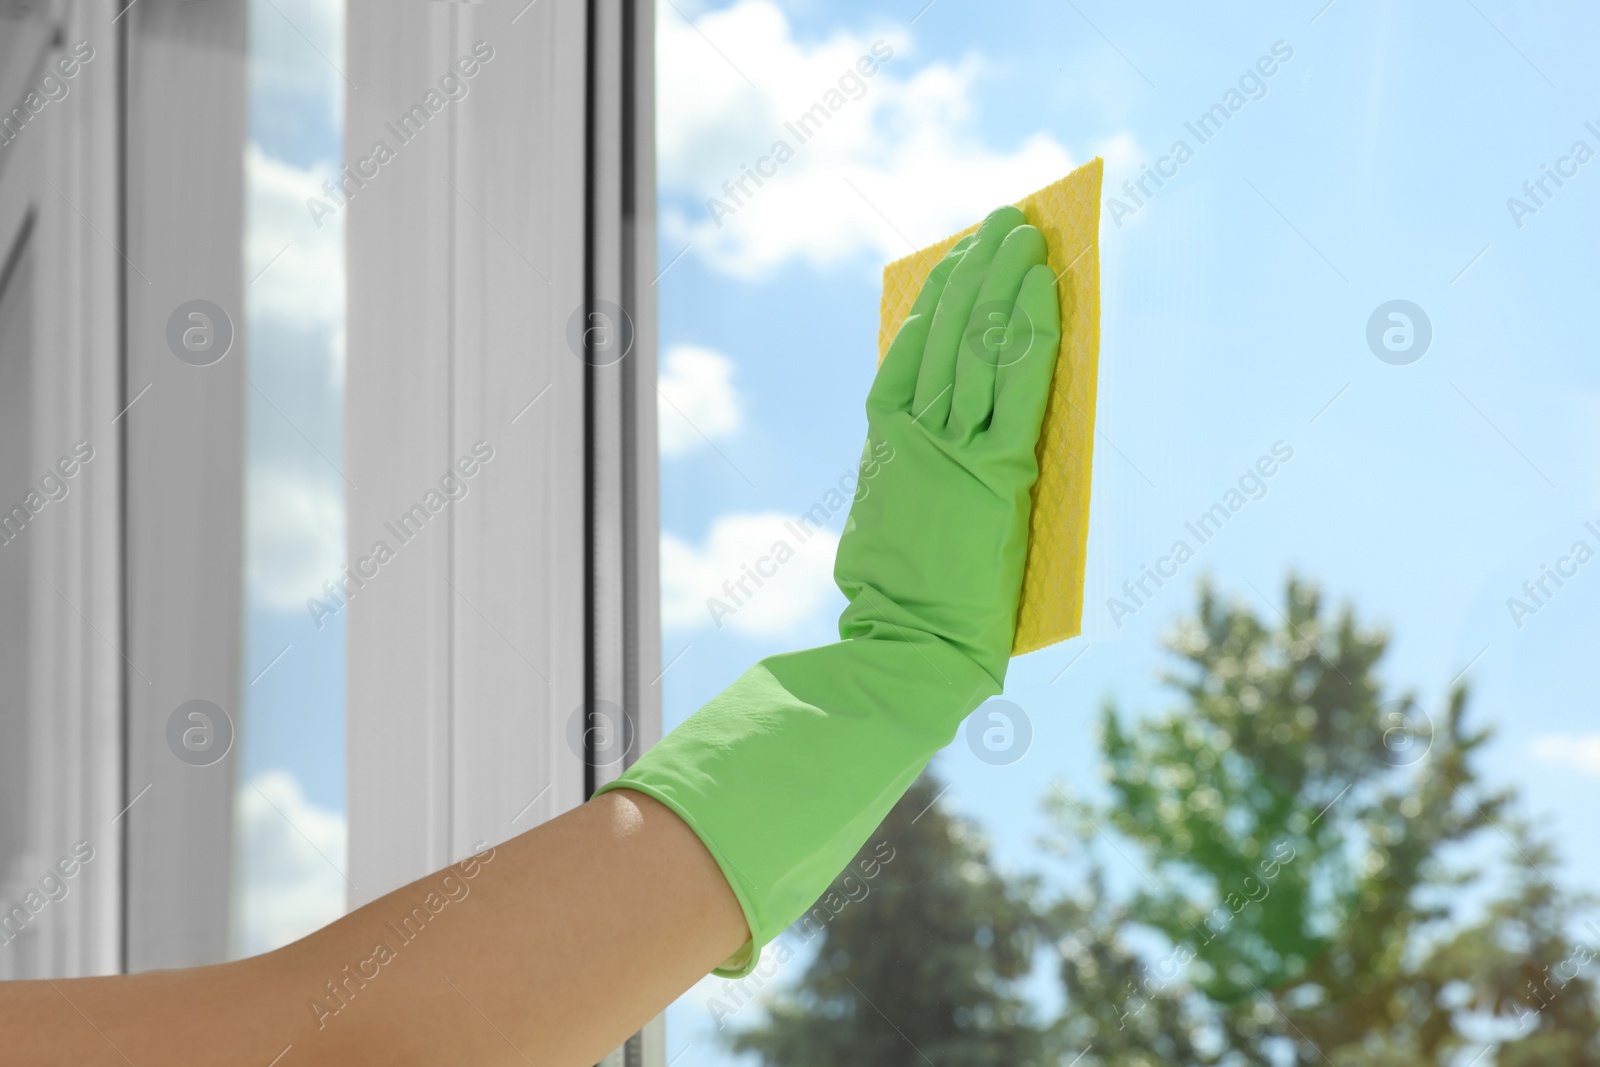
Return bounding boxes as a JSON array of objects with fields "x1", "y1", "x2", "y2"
[
  {"x1": 657, "y1": 2, "x2": 1600, "y2": 1062},
  {"x1": 232, "y1": 0, "x2": 349, "y2": 960}
]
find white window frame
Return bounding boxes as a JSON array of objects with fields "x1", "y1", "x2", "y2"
[
  {"x1": 2, "y1": 15, "x2": 661, "y2": 1061},
  {"x1": 119, "y1": 0, "x2": 249, "y2": 972},
  {"x1": 0, "y1": 0, "x2": 131, "y2": 979},
  {"x1": 343, "y1": 1, "x2": 660, "y2": 1062}
]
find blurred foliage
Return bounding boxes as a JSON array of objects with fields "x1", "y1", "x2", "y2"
[
  {"x1": 729, "y1": 577, "x2": 1600, "y2": 1066},
  {"x1": 728, "y1": 773, "x2": 1048, "y2": 1067}
]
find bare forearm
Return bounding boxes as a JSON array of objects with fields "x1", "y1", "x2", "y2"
[{"x1": 0, "y1": 791, "x2": 747, "y2": 1066}]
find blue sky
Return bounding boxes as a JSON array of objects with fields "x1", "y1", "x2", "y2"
[
  {"x1": 234, "y1": 0, "x2": 1600, "y2": 1055},
  {"x1": 235, "y1": 0, "x2": 348, "y2": 957}
]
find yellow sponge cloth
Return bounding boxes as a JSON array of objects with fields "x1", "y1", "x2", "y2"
[{"x1": 877, "y1": 158, "x2": 1102, "y2": 656}]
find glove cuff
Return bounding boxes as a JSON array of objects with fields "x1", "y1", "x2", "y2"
[{"x1": 596, "y1": 634, "x2": 995, "y2": 976}]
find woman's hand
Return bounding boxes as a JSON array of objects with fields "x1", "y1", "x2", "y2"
[{"x1": 836, "y1": 204, "x2": 1061, "y2": 684}]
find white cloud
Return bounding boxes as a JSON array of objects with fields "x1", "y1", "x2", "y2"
[
  {"x1": 659, "y1": 344, "x2": 743, "y2": 457},
  {"x1": 245, "y1": 141, "x2": 345, "y2": 334},
  {"x1": 661, "y1": 511, "x2": 842, "y2": 637},
  {"x1": 657, "y1": 0, "x2": 1078, "y2": 278},
  {"x1": 328, "y1": 325, "x2": 346, "y2": 393},
  {"x1": 244, "y1": 147, "x2": 346, "y2": 618},
  {"x1": 234, "y1": 770, "x2": 347, "y2": 957},
  {"x1": 1529, "y1": 733, "x2": 1600, "y2": 775},
  {"x1": 247, "y1": 465, "x2": 344, "y2": 612}
]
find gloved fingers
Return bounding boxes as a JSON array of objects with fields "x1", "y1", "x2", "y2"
[
  {"x1": 913, "y1": 205, "x2": 1026, "y2": 428},
  {"x1": 949, "y1": 223, "x2": 1047, "y2": 440},
  {"x1": 869, "y1": 234, "x2": 974, "y2": 413},
  {"x1": 991, "y1": 262, "x2": 1062, "y2": 448}
]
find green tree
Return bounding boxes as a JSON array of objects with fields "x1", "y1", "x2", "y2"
[
  {"x1": 1045, "y1": 577, "x2": 1600, "y2": 1065},
  {"x1": 728, "y1": 772, "x2": 1047, "y2": 1067},
  {"x1": 1425, "y1": 825, "x2": 1600, "y2": 1067}
]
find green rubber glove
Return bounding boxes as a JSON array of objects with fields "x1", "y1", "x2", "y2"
[{"x1": 598, "y1": 205, "x2": 1060, "y2": 975}]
